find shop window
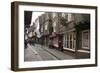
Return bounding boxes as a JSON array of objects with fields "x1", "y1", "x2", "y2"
[
  {"x1": 82, "y1": 30, "x2": 90, "y2": 49},
  {"x1": 63, "y1": 33, "x2": 76, "y2": 50}
]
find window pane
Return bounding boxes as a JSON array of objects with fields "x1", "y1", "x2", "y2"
[
  {"x1": 70, "y1": 41, "x2": 72, "y2": 49},
  {"x1": 82, "y1": 31, "x2": 90, "y2": 48},
  {"x1": 67, "y1": 41, "x2": 69, "y2": 48},
  {"x1": 83, "y1": 32, "x2": 88, "y2": 40},
  {"x1": 70, "y1": 34, "x2": 72, "y2": 40}
]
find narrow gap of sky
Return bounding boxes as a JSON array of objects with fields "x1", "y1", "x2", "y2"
[
  {"x1": 30, "y1": 12, "x2": 45, "y2": 26},
  {"x1": 30, "y1": 12, "x2": 45, "y2": 38}
]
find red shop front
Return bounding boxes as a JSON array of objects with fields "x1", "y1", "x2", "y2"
[{"x1": 49, "y1": 32, "x2": 63, "y2": 49}]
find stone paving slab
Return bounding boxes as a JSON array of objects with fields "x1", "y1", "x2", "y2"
[
  {"x1": 24, "y1": 44, "x2": 75, "y2": 62},
  {"x1": 24, "y1": 44, "x2": 58, "y2": 61},
  {"x1": 31, "y1": 45, "x2": 59, "y2": 61},
  {"x1": 34, "y1": 44, "x2": 75, "y2": 60},
  {"x1": 24, "y1": 44, "x2": 42, "y2": 61}
]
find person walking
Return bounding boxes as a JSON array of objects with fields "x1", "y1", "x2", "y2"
[
  {"x1": 25, "y1": 33, "x2": 28, "y2": 48},
  {"x1": 48, "y1": 39, "x2": 53, "y2": 49},
  {"x1": 41, "y1": 39, "x2": 44, "y2": 48}
]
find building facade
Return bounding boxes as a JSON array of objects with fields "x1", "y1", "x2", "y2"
[
  {"x1": 61, "y1": 13, "x2": 90, "y2": 58},
  {"x1": 31, "y1": 12, "x2": 90, "y2": 58}
]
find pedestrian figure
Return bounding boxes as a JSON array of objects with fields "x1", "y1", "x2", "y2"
[
  {"x1": 31, "y1": 37, "x2": 35, "y2": 46},
  {"x1": 41, "y1": 39, "x2": 44, "y2": 48},
  {"x1": 48, "y1": 39, "x2": 53, "y2": 49},
  {"x1": 25, "y1": 33, "x2": 28, "y2": 49},
  {"x1": 59, "y1": 40, "x2": 63, "y2": 52}
]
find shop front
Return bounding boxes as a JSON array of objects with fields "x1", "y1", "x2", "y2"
[{"x1": 49, "y1": 32, "x2": 63, "y2": 51}]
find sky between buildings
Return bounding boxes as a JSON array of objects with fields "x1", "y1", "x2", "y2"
[
  {"x1": 30, "y1": 12, "x2": 44, "y2": 26},
  {"x1": 30, "y1": 12, "x2": 44, "y2": 38}
]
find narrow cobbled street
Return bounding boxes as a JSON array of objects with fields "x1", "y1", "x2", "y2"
[{"x1": 24, "y1": 44, "x2": 75, "y2": 61}]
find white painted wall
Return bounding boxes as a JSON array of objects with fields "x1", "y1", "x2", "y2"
[{"x1": 0, "y1": 0, "x2": 99, "y2": 73}]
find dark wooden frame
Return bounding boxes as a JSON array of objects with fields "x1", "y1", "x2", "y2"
[{"x1": 11, "y1": 1, "x2": 98, "y2": 71}]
